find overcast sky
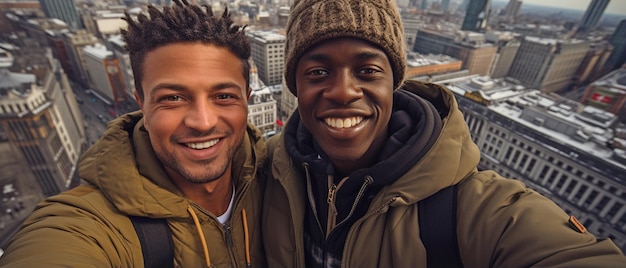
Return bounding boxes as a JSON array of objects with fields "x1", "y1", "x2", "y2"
[{"x1": 519, "y1": 0, "x2": 626, "y2": 16}]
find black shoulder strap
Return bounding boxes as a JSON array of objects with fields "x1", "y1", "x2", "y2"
[
  {"x1": 418, "y1": 185, "x2": 463, "y2": 268},
  {"x1": 129, "y1": 216, "x2": 174, "y2": 268}
]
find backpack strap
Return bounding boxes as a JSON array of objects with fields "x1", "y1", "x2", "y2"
[
  {"x1": 129, "y1": 216, "x2": 174, "y2": 268},
  {"x1": 418, "y1": 185, "x2": 463, "y2": 268}
]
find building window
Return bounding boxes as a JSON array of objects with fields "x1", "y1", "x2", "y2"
[
  {"x1": 594, "y1": 196, "x2": 610, "y2": 213},
  {"x1": 583, "y1": 190, "x2": 599, "y2": 208},
  {"x1": 574, "y1": 184, "x2": 588, "y2": 202},
  {"x1": 606, "y1": 202, "x2": 623, "y2": 221}
]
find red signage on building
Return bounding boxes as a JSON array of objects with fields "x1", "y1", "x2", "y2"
[{"x1": 591, "y1": 93, "x2": 613, "y2": 104}]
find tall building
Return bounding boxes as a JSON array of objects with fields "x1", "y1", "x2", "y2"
[
  {"x1": 441, "y1": 0, "x2": 451, "y2": 14},
  {"x1": 62, "y1": 30, "x2": 99, "y2": 86},
  {"x1": 502, "y1": 0, "x2": 522, "y2": 22},
  {"x1": 420, "y1": 0, "x2": 429, "y2": 10},
  {"x1": 576, "y1": 41, "x2": 614, "y2": 84},
  {"x1": 413, "y1": 29, "x2": 497, "y2": 76},
  {"x1": 460, "y1": 0, "x2": 470, "y2": 11},
  {"x1": 508, "y1": 37, "x2": 590, "y2": 93},
  {"x1": 440, "y1": 76, "x2": 626, "y2": 252},
  {"x1": 83, "y1": 43, "x2": 128, "y2": 113},
  {"x1": 605, "y1": 20, "x2": 626, "y2": 73},
  {"x1": 578, "y1": 0, "x2": 610, "y2": 33},
  {"x1": 485, "y1": 31, "x2": 521, "y2": 79},
  {"x1": 107, "y1": 35, "x2": 135, "y2": 101},
  {"x1": 0, "y1": 48, "x2": 86, "y2": 196},
  {"x1": 247, "y1": 30, "x2": 285, "y2": 87},
  {"x1": 38, "y1": 0, "x2": 83, "y2": 30},
  {"x1": 461, "y1": 0, "x2": 491, "y2": 32},
  {"x1": 401, "y1": 16, "x2": 425, "y2": 52}
]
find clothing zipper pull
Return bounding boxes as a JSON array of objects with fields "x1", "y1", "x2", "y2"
[
  {"x1": 225, "y1": 223, "x2": 233, "y2": 248},
  {"x1": 327, "y1": 184, "x2": 337, "y2": 204}
]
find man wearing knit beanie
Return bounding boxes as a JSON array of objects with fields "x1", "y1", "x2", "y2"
[
  {"x1": 261, "y1": 0, "x2": 626, "y2": 267},
  {"x1": 284, "y1": 0, "x2": 406, "y2": 96}
]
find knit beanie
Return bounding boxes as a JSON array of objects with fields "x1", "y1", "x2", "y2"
[{"x1": 284, "y1": 0, "x2": 406, "y2": 96}]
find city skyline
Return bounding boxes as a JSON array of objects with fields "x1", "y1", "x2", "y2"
[{"x1": 517, "y1": 0, "x2": 626, "y2": 16}]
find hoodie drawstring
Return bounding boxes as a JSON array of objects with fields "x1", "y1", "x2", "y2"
[
  {"x1": 187, "y1": 206, "x2": 252, "y2": 268},
  {"x1": 242, "y1": 208, "x2": 251, "y2": 268},
  {"x1": 188, "y1": 206, "x2": 211, "y2": 267}
]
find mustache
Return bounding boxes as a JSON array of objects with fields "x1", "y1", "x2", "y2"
[{"x1": 171, "y1": 128, "x2": 231, "y2": 140}]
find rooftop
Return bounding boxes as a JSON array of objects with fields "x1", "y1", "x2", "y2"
[{"x1": 441, "y1": 76, "x2": 626, "y2": 177}]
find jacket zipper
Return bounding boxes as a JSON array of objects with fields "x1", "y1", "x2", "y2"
[
  {"x1": 326, "y1": 176, "x2": 338, "y2": 239},
  {"x1": 324, "y1": 176, "x2": 373, "y2": 267},
  {"x1": 228, "y1": 179, "x2": 252, "y2": 268},
  {"x1": 303, "y1": 163, "x2": 325, "y2": 236}
]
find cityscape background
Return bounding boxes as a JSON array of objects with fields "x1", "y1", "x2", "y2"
[{"x1": 0, "y1": 0, "x2": 625, "y2": 255}]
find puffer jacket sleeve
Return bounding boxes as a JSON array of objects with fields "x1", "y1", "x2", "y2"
[
  {"x1": 0, "y1": 185, "x2": 142, "y2": 267},
  {"x1": 457, "y1": 170, "x2": 626, "y2": 267}
]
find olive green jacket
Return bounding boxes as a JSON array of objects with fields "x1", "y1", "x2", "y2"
[
  {"x1": 261, "y1": 81, "x2": 625, "y2": 267},
  {"x1": 0, "y1": 111, "x2": 267, "y2": 267}
]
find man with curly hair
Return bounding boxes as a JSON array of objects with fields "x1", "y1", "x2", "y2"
[{"x1": 0, "y1": 1, "x2": 266, "y2": 267}]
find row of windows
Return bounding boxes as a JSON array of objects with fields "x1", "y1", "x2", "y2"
[
  {"x1": 472, "y1": 113, "x2": 626, "y2": 248},
  {"x1": 0, "y1": 93, "x2": 47, "y2": 115},
  {"x1": 482, "y1": 156, "x2": 626, "y2": 243},
  {"x1": 32, "y1": 167, "x2": 60, "y2": 197},
  {"x1": 480, "y1": 127, "x2": 626, "y2": 228},
  {"x1": 251, "y1": 113, "x2": 276, "y2": 127}
]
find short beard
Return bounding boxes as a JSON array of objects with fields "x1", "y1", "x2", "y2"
[
  {"x1": 171, "y1": 154, "x2": 232, "y2": 184},
  {"x1": 158, "y1": 131, "x2": 244, "y2": 184}
]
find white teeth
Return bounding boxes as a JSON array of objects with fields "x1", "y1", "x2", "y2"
[
  {"x1": 186, "y1": 139, "x2": 219, "y2": 149},
  {"x1": 324, "y1": 116, "x2": 363, "y2": 129}
]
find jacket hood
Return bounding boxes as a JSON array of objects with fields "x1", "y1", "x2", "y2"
[
  {"x1": 383, "y1": 81, "x2": 480, "y2": 205},
  {"x1": 78, "y1": 111, "x2": 266, "y2": 218},
  {"x1": 273, "y1": 81, "x2": 480, "y2": 208}
]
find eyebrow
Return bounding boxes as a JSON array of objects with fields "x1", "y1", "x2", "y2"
[{"x1": 150, "y1": 82, "x2": 243, "y2": 92}]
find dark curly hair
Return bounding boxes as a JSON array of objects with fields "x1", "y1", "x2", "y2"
[{"x1": 121, "y1": 0, "x2": 251, "y2": 101}]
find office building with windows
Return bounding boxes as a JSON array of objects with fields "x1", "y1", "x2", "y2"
[
  {"x1": 436, "y1": 75, "x2": 626, "y2": 252},
  {"x1": 414, "y1": 28, "x2": 497, "y2": 76},
  {"x1": 247, "y1": 30, "x2": 285, "y2": 87},
  {"x1": 578, "y1": 0, "x2": 610, "y2": 33},
  {"x1": 0, "y1": 48, "x2": 86, "y2": 196},
  {"x1": 38, "y1": 0, "x2": 83, "y2": 30},
  {"x1": 508, "y1": 37, "x2": 590, "y2": 93},
  {"x1": 461, "y1": 0, "x2": 491, "y2": 32}
]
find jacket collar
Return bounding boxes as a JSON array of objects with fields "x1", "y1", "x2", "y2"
[
  {"x1": 78, "y1": 111, "x2": 266, "y2": 218},
  {"x1": 271, "y1": 80, "x2": 481, "y2": 207}
]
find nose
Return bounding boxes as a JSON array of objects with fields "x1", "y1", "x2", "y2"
[
  {"x1": 323, "y1": 69, "x2": 362, "y2": 105},
  {"x1": 184, "y1": 100, "x2": 218, "y2": 131}
]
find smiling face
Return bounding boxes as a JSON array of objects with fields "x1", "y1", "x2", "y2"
[
  {"x1": 295, "y1": 38, "x2": 394, "y2": 175},
  {"x1": 136, "y1": 42, "x2": 249, "y2": 185}
]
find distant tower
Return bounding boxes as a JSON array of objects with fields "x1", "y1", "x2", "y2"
[
  {"x1": 421, "y1": 0, "x2": 429, "y2": 10},
  {"x1": 578, "y1": 0, "x2": 610, "y2": 33},
  {"x1": 442, "y1": 0, "x2": 451, "y2": 14},
  {"x1": 38, "y1": 0, "x2": 83, "y2": 30},
  {"x1": 503, "y1": 0, "x2": 522, "y2": 22},
  {"x1": 605, "y1": 20, "x2": 626, "y2": 72},
  {"x1": 461, "y1": 0, "x2": 491, "y2": 32},
  {"x1": 460, "y1": 0, "x2": 470, "y2": 11}
]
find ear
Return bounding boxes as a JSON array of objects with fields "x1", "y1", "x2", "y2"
[{"x1": 133, "y1": 89, "x2": 143, "y2": 109}]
